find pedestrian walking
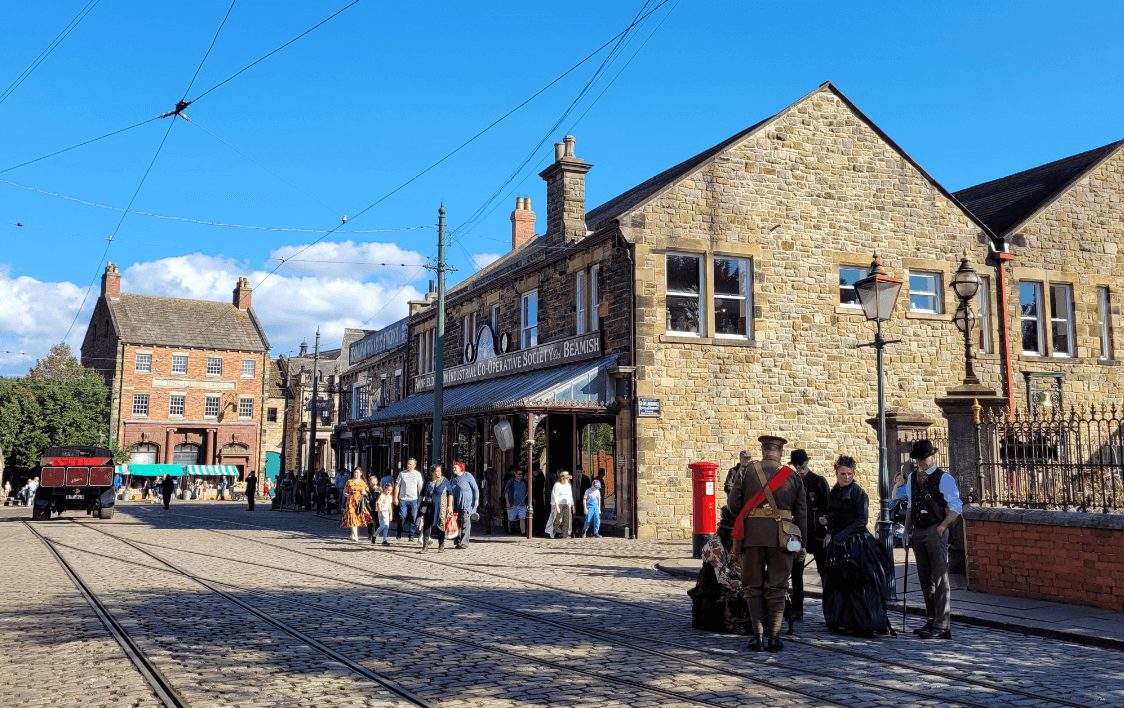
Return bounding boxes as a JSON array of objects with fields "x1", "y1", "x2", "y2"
[
  {"x1": 821, "y1": 455, "x2": 895, "y2": 636},
  {"x1": 160, "y1": 475, "x2": 176, "y2": 510},
  {"x1": 261, "y1": 476, "x2": 271, "y2": 500},
  {"x1": 418, "y1": 465, "x2": 453, "y2": 553},
  {"x1": 280, "y1": 473, "x2": 294, "y2": 510},
  {"x1": 341, "y1": 468, "x2": 372, "y2": 542},
  {"x1": 899, "y1": 439, "x2": 962, "y2": 640},
  {"x1": 394, "y1": 459, "x2": 423, "y2": 541},
  {"x1": 729, "y1": 435, "x2": 807, "y2": 653},
  {"x1": 504, "y1": 467, "x2": 528, "y2": 535},
  {"x1": 725, "y1": 450, "x2": 752, "y2": 498},
  {"x1": 789, "y1": 449, "x2": 829, "y2": 622},
  {"x1": 112, "y1": 471, "x2": 123, "y2": 500},
  {"x1": 449, "y1": 462, "x2": 479, "y2": 549},
  {"x1": 549, "y1": 470, "x2": 575, "y2": 539},
  {"x1": 245, "y1": 470, "x2": 257, "y2": 511},
  {"x1": 374, "y1": 483, "x2": 394, "y2": 546},
  {"x1": 582, "y1": 480, "x2": 603, "y2": 537},
  {"x1": 315, "y1": 472, "x2": 329, "y2": 515}
]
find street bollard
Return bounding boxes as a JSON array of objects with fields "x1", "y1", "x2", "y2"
[{"x1": 688, "y1": 461, "x2": 719, "y2": 559}]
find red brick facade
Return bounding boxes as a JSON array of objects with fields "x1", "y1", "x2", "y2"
[{"x1": 965, "y1": 516, "x2": 1124, "y2": 610}]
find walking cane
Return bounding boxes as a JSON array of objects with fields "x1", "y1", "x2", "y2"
[{"x1": 901, "y1": 539, "x2": 910, "y2": 634}]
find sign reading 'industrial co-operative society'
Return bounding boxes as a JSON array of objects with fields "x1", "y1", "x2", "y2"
[{"x1": 413, "y1": 331, "x2": 601, "y2": 393}]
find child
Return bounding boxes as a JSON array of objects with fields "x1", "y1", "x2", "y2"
[
  {"x1": 583, "y1": 480, "x2": 602, "y2": 538},
  {"x1": 375, "y1": 483, "x2": 394, "y2": 546}
]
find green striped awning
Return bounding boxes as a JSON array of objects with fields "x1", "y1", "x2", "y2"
[
  {"x1": 119, "y1": 464, "x2": 185, "y2": 477},
  {"x1": 183, "y1": 465, "x2": 240, "y2": 476}
]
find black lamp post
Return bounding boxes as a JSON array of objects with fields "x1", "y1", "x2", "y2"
[
  {"x1": 854, "y1": 254, "x2": 904, "y2": 599},
  {"x1": 950, "y1": 250, "x2": 982, "y2": 387}
]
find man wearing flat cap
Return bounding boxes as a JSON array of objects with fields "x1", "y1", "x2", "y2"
[
  {"x1": 725, "y1": 450, "x2": 752, "y2": 501},
  {"x1": 896, "y1": 439, "x2": 962, "y2": 640},
  {"x1": 728, "y1": 435, "x2": 807, "y2": 652}
]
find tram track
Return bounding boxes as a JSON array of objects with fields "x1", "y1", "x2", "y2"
[{"x1": 119, "y1": 509, "x2": 1107, "y2": 708}]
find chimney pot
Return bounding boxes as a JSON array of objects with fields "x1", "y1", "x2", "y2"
[
  {"x1": 564, "y1": 135, "x2": 576, "y2": 157},
  {"x1": 511, "y1": 194, "x2": 536, "y2": 251},
  {"x1": 101, "y1": 262, "x2": 121, "y2": 299},
  {"x1": 233, "y1": 276, "x2": 252, "y2": 310},
  {"x1": 554, "y1": 142, "x2": 565, "y2": 162}
]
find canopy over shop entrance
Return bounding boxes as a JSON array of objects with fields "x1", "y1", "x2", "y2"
[
  {"x1": 118, "y1": 464, "x2": 184, "y2": 476},
  {"x1": 183, "y1": 465, "x2": 240, "y2": 476}
]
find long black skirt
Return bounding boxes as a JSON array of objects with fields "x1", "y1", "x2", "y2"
[{"x1": 822, "y1": 530, "x2": 894, "y2": 634}]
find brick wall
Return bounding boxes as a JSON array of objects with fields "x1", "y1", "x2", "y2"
[{"x1": 965, "y1": 508, "x2": 1124, "y2": 610}]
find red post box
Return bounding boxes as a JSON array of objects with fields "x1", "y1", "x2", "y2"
[{"x1": 688, "y1": 461, "x2": 719, "y2": 559}]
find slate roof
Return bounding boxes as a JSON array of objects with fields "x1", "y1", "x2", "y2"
[
  {"x1": 954, "y1": 140, "x2": 1124, "y2": 236},
  {"x1": 107, "y1": 293, "x2": 269, "y2": 352}
]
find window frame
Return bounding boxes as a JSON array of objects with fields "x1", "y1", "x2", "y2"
[
  {"x1": 267, "y1": 407, "x2": 278, "y2": 423},
  {"x1": 204, "y1": 395, "x2": 220, "y2": 419},
  {"x1": 576, "y1": 271, "x2": 587, "y2": 335},
  {"x1": 977, "y1": 275, "x2": 992, "y2": 354},
  {"x1": 238, "y1": 396, "x2": 254, "y2": 420},
  {"x1": 491, "y1": 304, "x2": 500, "y2": 334},
  {"x1": 665, "y1": 252, "x2": 705, "y2": 336},
  {"x1": 590, "y1": 264, "x2": 600, "y2": 331},
  {"x1": 168, "y1": 394, "x2": 186, "y2": 418},
  {"x1": 132, "y1": 393, "x2": 149, "y2": 417},
  {"x1": 171, "y1": 354, "x2": 188, "y2": 375},
  {"x1": 1049, "y1": 283, "x2": 1075, "y2": 358},
  {"x1": 241, "y1": 359, "x2": 256, "y2": 378},
  {"x1": 838, "y1": 266, "x2": 867, "y2": 309},
  {"x1": 521, "y1": 290, "x2": 539, "y2": 349},
  {"x1": 134, "y1": 353, "x2": 152, "y2": 373},
  {"x1": 908, "y1": 271, "x2": 943, "y2": 314},
  {"x1": 206, "y1": 356, "x2": 222, "y2": 377},
  {"x1": 713, "y1": 256, "x2": 752, "y2": 339},
  {"x1": 1019, "y1": 281, "x2": 1046, "y2": 356},
  {"x1": 1098, "y1": 286, "x2": 1114, "y2": 361}
]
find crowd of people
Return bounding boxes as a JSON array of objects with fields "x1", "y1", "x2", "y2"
[{"x1": 693, "y1": 435, "x2": 961, "y2": 651}]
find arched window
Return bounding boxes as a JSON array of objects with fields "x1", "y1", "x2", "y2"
[
  {"x1": 129, "y1": 443, "x2": 159, "y2": 465},
  {"x1": 173, "y1": 443, "x2": 201, "y2": 465}
]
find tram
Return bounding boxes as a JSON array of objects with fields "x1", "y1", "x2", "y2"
[{"x1": 31, "y1": 445, "x2": 116, "y2": 521}]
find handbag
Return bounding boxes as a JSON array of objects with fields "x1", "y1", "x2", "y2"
[
  {"x1": 752, "y1": 464, "x2": 802, "y2": 552},
  {"x1": 445, "y1": 509, "x2": 459, "y2": 537}
]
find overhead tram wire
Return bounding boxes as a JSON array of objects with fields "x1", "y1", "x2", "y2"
[
  {"x1": 0, "y1": 117, "x2": 162, "y2": 175},
  {"x1": 0, "y1": 1, "x2": 101, "y2": 108},
  {"x1": 180, "y1": 0, "x2": 238, "y2": 102}
]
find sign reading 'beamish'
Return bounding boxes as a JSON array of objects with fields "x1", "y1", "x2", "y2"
[
  {"x1": 413, "y1": 331, "x2": 601, "y2": 393},
  {"x1": 349, "y1": 318, "x2": 409, "y2": 366}
]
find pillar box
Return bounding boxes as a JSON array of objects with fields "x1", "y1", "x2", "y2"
[{"x1": 688, "y1": 461, "x2": 719, "y2": 559}]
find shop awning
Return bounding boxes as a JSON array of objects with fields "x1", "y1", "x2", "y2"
[
  {"x1": 183, "y1": 465, "x2": 240, "y2": 476},
  {"x1": 119, "y1": 464, "x2": 185, "y2": 477},
  {"x1": 361, "y1": 355, "x2": 618, "y2": 424}
]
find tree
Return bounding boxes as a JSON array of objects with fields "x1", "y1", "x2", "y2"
[{"x1": 27, "y1": 342, "x2": 79, "y2": 380}]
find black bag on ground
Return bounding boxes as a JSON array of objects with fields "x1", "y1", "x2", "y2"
[{"x1": 687, "y1": 564, "x2": 728, "y2": 633}]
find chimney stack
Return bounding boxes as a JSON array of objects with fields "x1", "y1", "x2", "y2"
[
  {"x1": 101, "y1": 262, "x2": 121, "y2": 299},
  {"x1": 233, "y1": 276, "x2": 252, "y2": 310},
  {"x1": 539, "y1": 135, "x2": 592, "y2": 248},
  {"x1": 510, "y1": 196, "x2": 536, "y2": 251}
]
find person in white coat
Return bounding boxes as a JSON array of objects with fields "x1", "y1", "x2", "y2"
[{"x1": 548, "y1": 470, "x2": 575, "y2": 539}]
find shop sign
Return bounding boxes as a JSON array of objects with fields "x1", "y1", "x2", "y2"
[
  {"x1": 638, "y1": 397, "x2": 661, "y2": 417},
  {"x1": 414, "y1": 331, "x2": 601, "y2": 393},
  {"x1": 349, "y1": 317, "x2": 409, "y2": 366}
]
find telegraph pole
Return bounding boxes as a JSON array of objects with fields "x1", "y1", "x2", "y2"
[
  {"x1": 431, "y1": 205, "x2": 447, "y2": 469},
  {"x1": 307, "y1": 328, "x2": 320, "y2": 510}
]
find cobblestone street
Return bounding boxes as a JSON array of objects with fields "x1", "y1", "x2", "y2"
[{"x1": 3, "y1": 502, "x2": 1122, "y2": 708}]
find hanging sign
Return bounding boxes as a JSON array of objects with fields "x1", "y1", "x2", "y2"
[{"x1": 638, "y1": 397, "x2": 661, "y2": 417}]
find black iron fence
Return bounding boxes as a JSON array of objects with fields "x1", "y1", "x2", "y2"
[
  {"x1": 976, "y1": 405, "x2": 1124, "y2": 512},
  {"x1": 897, "y1": 426, "x2": 949, "y2": 475}
]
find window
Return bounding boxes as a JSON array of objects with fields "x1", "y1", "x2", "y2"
[
  {"x1": 204, "y1": 396, "x2": 220, "y2": 419},
  {"x1": 714, "y1": 257, "x2": 751, "y2": 338},
  {"x1": 395, "y1": 370, "x2": 403, "y2": 400},
  {"x1": 132, "y1": 393, "x2": 149, "y2": 416},
  {"x1": 1049, "y1": 283, "x2": 1074, "y2": 357},
  {"x1": 909, "y1": 272, "x2": 942, "y2": 314},
  {"x1": 207, "y1": 357, "x2": 222, "y2": 376},
  {"x1": 576, "y1": 271, "x2": 587, "y2": 335},
  {"x1": 1098, "y1": 287, "x2": 1113, "y2": 360},
  {"x1": 381, "y1": 374, "x2": 389, "y2": 407},
  {"x1": 666, "y1": 254, "x2": 703, "y2": 335},
  {"x1": 241, "y1": 359, "x2": 256, "y2": 378},
  {"x1": 977, "y1": 276, "x2": 992, "y2": 354},
  {"x1": 267, "y1": 407, "x2": 278, "y2": 423},
  {"x1": 135, "y1": 353, "x2": 151, "y2": 373},
  {"x1": 171, "y1": 354, "x2": 188, "y2": 374},
  {"x1": 238, "y1": 397, "x2": 254, "y2": 419},
  {"x1": 169, "y1": 394, "x2": 185, "y2": 417},
  {"x1": 491, "y1": 304, "x2": 500, "y2": 334},
  {"x1": 590, "y1": 265, "x2": 600, "y2": 331},
  {"x1": 1020, "y1": 282, "x2": 1045, "y2": 355},
  {"x1": 521, "y1": 291, "x2": 539, "y2": 348},
  {"x1": 839, "y1": 266, "x2": 866, "y2": 308},
  {"x1": 427, "y1": 329, "x2": 436, "y2": 372}
]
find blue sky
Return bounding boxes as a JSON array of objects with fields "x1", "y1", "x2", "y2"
[{"x1": 2, "y1": 0, "x2": 1121, "y2": 375}]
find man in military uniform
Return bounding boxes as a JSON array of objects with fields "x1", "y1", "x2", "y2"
[
  {"x1": 729, "y1": 435, "x2": 807, "y2": 652},
  {"x1": 899, "y1": 439, "x2": 962, "y2": 640},
  {"x1": 724, "y1": 450, "x2": 752, "y2": 499}
]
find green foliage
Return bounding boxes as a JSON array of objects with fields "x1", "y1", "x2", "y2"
[{"x1": 589, "y1": 423, "x2": 613, "y2": 455}]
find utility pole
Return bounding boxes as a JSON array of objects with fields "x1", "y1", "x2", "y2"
[
  {"x1": 307, "y1": 328, "x2": 320, "y2": 510},
  {"x1": 431, "y1": 205, "x2": 447, "y2": 470}
]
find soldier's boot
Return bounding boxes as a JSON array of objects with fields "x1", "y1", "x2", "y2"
[
  {"x1": 746, "y1": 634, "x2": 765, "y2": 652},
  {"x1": 766, "y1": 635, "x2": 784, "y2": 652}
]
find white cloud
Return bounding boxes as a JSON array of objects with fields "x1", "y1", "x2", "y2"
[
  {"x1": 268, "y1": 240, "x2": 428, "y2": 280},
  {"x1": 0, "y1": 264, "x2": 91, "y2": 375},
  {"x1": 471, "y1": 252, "x2": 502, "y2": 270}
]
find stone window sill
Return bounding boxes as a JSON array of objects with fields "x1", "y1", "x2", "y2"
[
  {"x1": 1018, "y1": 355, "x2": 1089, "y2": 365},
  {"x1": 659, "y1": 334, "x2": 760, "y2": 348},
  {"x1": 834, "y1": 305, "x2": 866, "y2": 316},
  {"x1": 905, "y1": 311, "x2": 951, "y2": 322},
  {"x1": 1097, "y1": 359, "x2": 1121, "y2": 367}
]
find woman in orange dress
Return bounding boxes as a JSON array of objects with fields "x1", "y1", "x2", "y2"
[{"x1": 341, "y1": 467, "x2": 372, "y2": 541}]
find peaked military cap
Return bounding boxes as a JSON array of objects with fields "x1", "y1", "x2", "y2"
[{"x1": 758, "y1": 435, "x2": 788, "y2": 448}]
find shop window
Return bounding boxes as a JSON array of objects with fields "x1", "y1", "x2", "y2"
[
  {"x1": 132, "y1": 393, "x2": 149, "y2": 416},
  {"x1": 521, "y1": 291, "x2": 539, "y2": 348},
  {"x1": 1050, "y1": 283, "x2": 1074, "y2": 357},
  {"x1": 241, "y1": 359, "x2": 256, "y2": 378},
  {"x1": 129, "y1": 443, "x2": 158, "y2": 465},
  {"x1": 1098, "y1": 287, "x2": 1114, "y2": 360},
  {"x1": 207, "y1": 357, "x2": 222, "y2": 376},
  {"x1": 169, "y1": 394, "x2": 185, "y2": 417},
  {"x1": 909, "y1": 272, "x2": 942, "y2": 314},
  {"x1": 1020, "y1": 282, "x2": 1045, "y2": 355},
  {"x1": 135, "y1": 353, "x2": 152, "y2": 373},
  {"x1": 576, "y1": 271, "x2": 587, "y2": 335},
  {"x1": 267, "y1": 407, "x2": 278, "y2": 423},
  {"x1": 171, "y1": 354, "x2": 188, "y2": 374},
  {"x1": 666, "y1": 253, "x2": 703, "y2": 335},
  {"x1": 238, "y1": 397, "x2": 254, "y2": 419},
  {"x1": 714, "y1": 257, "x2": 751, "y2": 338},
  {"x1": 590, "y1": 264, "x2": 600, "y2": 331},
  {"x1": 977, "y1": 276, "x2": 992, "y2": 354},
  {"x1": 173, "y1": 443, "x2": 200, "y2": 465},
  {"x1": 839, "y1": 266, "x2": 866, "y2": 308},
  {"x1": 205, "y1": 396, "x2": 220, "y2": 419}
]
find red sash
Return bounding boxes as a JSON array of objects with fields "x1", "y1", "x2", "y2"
[{"x1": 732, "y1": 464, "x2": 794, "y2": 540}]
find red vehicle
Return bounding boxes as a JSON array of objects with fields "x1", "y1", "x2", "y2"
[{"x1": 32, "y1": 445, "x2": 117, "y2": 520}]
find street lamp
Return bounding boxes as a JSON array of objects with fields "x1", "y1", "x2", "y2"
[
  {"x1": 854, "y1": 254, "x2": 903, "y2": 599},
  {"x1": 950, "y1": 250, "x2": 981, "y2": 386}
]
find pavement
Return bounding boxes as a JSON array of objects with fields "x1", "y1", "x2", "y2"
[{"x1": 657, "y1": 546, "x2": 1124, "y2": 650}]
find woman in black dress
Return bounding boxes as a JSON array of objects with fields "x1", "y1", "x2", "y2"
[{"x1": 822, "y1": 455, "x2": 896, "y2": 636}]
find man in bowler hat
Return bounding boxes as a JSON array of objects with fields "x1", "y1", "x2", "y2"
[
  {"x1": 789, "y1": 449, "x2": 828, "y2": 621},
  {"x1": 898, "y1": 439, "x2": 962, "y2": 639},
  {"x1": 729, "y1": 435, "x2": 807, "y2": 652}
]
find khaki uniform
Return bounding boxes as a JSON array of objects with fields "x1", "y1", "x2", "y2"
[{"x1": 729, "y1": 459, "x2": 808, "y2": 636}]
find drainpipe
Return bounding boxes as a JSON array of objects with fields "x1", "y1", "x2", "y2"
[
  {"x1": 617, "y1": 229, "x2": 638, "y2": 540},
  {"x1": 994, "y1": 250, "x2": 1016, "y2": 420}
]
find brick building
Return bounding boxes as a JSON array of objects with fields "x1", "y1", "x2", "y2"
[
  {"x1": 337, "y1": 320, "x2": 410, "y2": 476},
  {"x1": 80, "y1": 265, "x2": 270, "y2": 478}
]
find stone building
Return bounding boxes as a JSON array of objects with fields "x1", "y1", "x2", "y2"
[
  {"x1": 259, "y1": 357, "x2": 288, "y2": 481},
  {"x1": 337, "y1": 320, "x2": 410, "y2": 476},
  {"x1": 80, "y1": 265, "x2": 270, "y2": 478},
  {"x1": 277, "y1": 343, "x2": 342, "y2": 477}
]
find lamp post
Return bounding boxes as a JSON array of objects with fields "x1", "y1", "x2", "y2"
[
  {"x1": 950, "y1": 249, "x2": 982, "y2": 387},
  {"x1": 853, "y1": 254, "x2": 904, "y2": 600}
]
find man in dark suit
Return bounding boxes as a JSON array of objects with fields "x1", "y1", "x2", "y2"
[
  {"x1": 789, "y1": 449, "x2": 829, "y2": 621},
  {"x1": 245, "y1": 471, "x2": 257, "y2": 511},
  {"x1": 729, "y1": 435, "x2": 807, "y2": 653}
]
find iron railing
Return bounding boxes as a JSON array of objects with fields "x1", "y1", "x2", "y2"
[
  {"x1": 897, "y1": 426, "x2": 949, "y2": 474},
  {"x1": 976, "y1": 404, "x2": 1124, "y2": 513}
]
